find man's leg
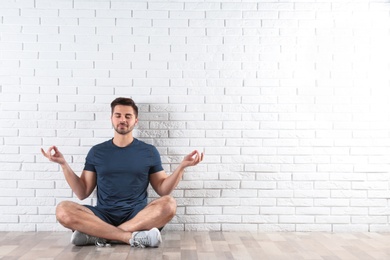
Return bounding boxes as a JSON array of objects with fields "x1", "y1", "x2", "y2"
[
  {"x1": 117, "y1": 195, "x2": 177, "y2": 232},
  {"x1": 56, "y1": 195, "x2": 176, "y2": 245},
  {"x1": 56, "y1": 201, "x2": 132, "y2": 244}
]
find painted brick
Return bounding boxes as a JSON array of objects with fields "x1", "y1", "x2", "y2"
[{"x1": 1, "y1": 0, "x2": 390, "y2": 233}]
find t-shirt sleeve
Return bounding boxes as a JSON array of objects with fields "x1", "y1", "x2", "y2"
[
  {"x1": 84, "y1": 147, "x2": 96, "y2": 172},
  {"x1": 149, "y1": 146, "x2": 163, "y2": 174}
]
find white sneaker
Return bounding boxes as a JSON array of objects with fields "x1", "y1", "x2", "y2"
[
  {"x1": 129, "y1": 227, "x2": 162, "y2": 248},
  {"x1": 71, "y1": 230, "x2": 109, "y2": 247}
]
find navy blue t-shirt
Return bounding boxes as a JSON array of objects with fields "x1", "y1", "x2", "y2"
[{"x1": 83, "y1": 138, "x2": 163, "y2": 211}]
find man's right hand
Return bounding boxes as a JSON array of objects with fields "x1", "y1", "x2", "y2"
[{"x1": 41, "y1": 146, "x2": 66, "y2": 165}]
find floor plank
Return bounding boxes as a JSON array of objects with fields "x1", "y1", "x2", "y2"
[{"x1": 0, "y1": 231, "x2": 390, "y2": 259}]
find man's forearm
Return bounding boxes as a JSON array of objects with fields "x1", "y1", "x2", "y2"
[
  {"x1": 155, "y1": 150, "x2": 203, "y2": 196},
  {"x1": 158, "y1": 165, "x2": 185, "y2": 196},
  {"x1": 60, "y1": 163, "x2": 87, "y2": 199}
]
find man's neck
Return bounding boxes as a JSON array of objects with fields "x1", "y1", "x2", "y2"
[{"x1": 112, "y1": 134, "x2": 134, "y2": 148}]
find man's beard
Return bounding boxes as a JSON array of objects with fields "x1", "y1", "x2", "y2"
[{"x1": 113, "y1": 123, "x2": 135, "y2": 135}]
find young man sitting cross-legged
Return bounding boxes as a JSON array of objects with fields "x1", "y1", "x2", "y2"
[{"x1": 41, "y1": 97, "x2": 204, "y2": 247}]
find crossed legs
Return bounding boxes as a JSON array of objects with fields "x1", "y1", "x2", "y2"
[{"x1": 56, "y1": 195, "x2": 176, "y2": 244}]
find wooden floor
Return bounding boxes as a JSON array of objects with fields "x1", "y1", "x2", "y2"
[{"x1": 1, "y1": 231, "x2": 390, "y2": 260}]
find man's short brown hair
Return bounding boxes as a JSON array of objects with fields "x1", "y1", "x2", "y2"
[{"x1": 110, "y1": 97, "x2": 139, "y2": 118}]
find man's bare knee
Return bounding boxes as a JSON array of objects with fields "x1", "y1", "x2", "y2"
[
  {"x1": 160, "y1": 195, "x2": 177, "y2": 219},
  {"x1": 56, "y1": 201, "x2": 78, "y2": 228}
]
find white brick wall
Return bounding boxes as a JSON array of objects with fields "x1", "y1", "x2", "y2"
[{"x1": 1, "y1": 0, "x2": 390, "y2": 232}]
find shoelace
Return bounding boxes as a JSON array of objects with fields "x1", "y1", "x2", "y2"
[
  {"x1": 95, "y1": 239, "x2": 111, "y2": 247},
  {"x1": 132, "y1": 233, "x2": 150, "y2": 248},
  {"x1": 132, "y1": 241, "x2": 145, "y2": 248}
]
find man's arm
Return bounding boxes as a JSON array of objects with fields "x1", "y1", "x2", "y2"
[
  {"x1": 41, "y1": 146, "x2": 96, "y2": 200},
  {"x1": 149, "y1": 150, "x2": 203, "y2": 196}
]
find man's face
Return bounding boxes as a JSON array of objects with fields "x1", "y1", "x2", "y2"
[{"x1": 111, "y1": 105, "x2": 138, "y2": 135}]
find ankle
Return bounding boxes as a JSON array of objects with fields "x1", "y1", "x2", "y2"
[{"x1": 124, "y1": 232, "x2": 133, "y2": 244}]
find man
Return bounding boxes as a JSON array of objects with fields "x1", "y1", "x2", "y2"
[{"x1": 41, "y1": 97, "x2": 203, "y2": 248}]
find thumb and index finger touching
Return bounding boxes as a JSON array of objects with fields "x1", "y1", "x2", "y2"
[
  {"x1": 40, "y1": 146, "x2": 60, "y2": 160},
  {"x1": 186, "y1": 149, "x2": 204, "y2": 166}
]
